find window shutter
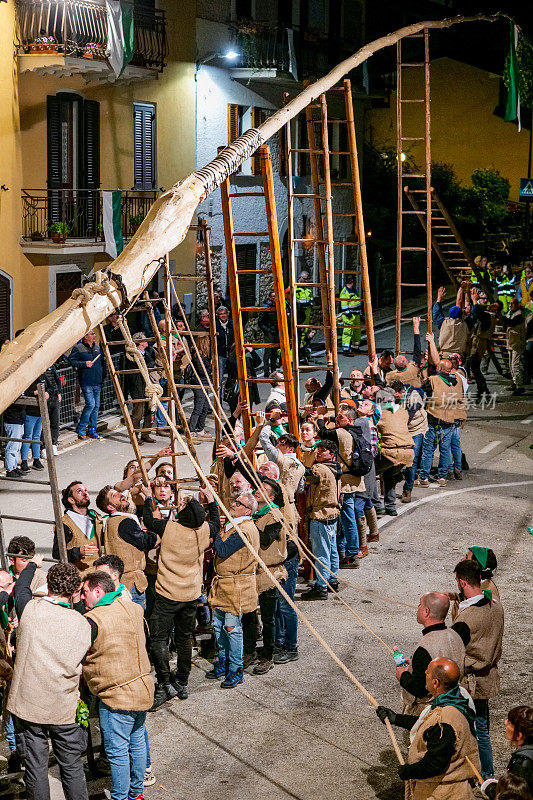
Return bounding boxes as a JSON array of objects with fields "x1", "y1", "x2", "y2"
[
  {"x1": 134, "y1": 103, "x2": 157, "y2": 190},
  {"x1": 47, "y1": 95, "x2": 62, "y2": 225},
  {"x1": 0, "y1": 274, "x2": 10, "y2": 343},
  {"x1": 83, "y1": 100, "x2": 100, "y2": 190},
  {"x1": 236, "y1": 244, "x2": 257, "y2": 306},
  {"x1": 251, "y1": 107, "x2": 264, "y2": 175},
  {"x1": 228, "y1": 103, "x2": 240, "y2": 145}
]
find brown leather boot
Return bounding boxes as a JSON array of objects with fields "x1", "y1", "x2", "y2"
[
  {"x1": 356, "y1": 516, "x2": 368, "y2": 554},
  {"x1": 401, "y1": 490, "x2": 412, "y2": 503},
  {"x1": 364, "y1": 506, "x2": 379, "y2": 542}
]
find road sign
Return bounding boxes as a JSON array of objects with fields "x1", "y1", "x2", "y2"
[{"x1": 520, "y1": 178, "x2": 533, "y2": 199}]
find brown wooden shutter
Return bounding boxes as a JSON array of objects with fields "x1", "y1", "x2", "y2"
[
  {"x1": 228, "y1": 104, "x2": 240, "y2": 145},
  {"x1": 251, "y1": 107, "x2": 264, "y2": 175},
  {"x1": 0, "y1": 273, "x2": 10, "y2": 343}
]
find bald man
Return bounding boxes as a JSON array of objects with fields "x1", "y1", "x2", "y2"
[
  {"x1": 378, "y1": 657, "x2": 480, "y2": 799},
  {"x1": 395, "y1": 592, "x2": 466, "y2": 715}
]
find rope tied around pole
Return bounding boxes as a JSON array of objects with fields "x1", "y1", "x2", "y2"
[
  {"x1": 145, "y1": 382, "x2": 164, "y2": 411},
  {"x1": 71, "y1": 279, "x2": 117, "y2": 306}
]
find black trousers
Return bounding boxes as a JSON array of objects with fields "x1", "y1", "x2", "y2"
[
  {"x1": 258, "y1": 586, "x2": 278, "y2": 660},
  {"x1": 41, "y1": 398, "x2": 60, "y2": 446},
  {"x1": 470, "y1": 353, "x2": 489, "y2": 397},
  {"x1": 14, "y1": 716, "x2": 88, "y2": 800},
  {"x1": 150, "y1": 592, "x2": 198, "y2": 686},
  {"x1": 242, "y1": 610, "x2": 258, "y2": 656},
  {"x1": 263, "y1": 347, "x2": 279, "y2": 377}
]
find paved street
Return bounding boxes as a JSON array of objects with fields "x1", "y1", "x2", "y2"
[{"x1": 0, "y1": 319, "x2": 531, "y2": 800}]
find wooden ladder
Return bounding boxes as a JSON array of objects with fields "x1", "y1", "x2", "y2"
[
  {"x1": 396, "y1": 28, "x2": 432, "y2": 353},
  {"x1": 285, "y1": 79, "x2": 376, "y2": 411},
  {"x1": 220, "y1": 143, "x2": 299, "y2": 440}
]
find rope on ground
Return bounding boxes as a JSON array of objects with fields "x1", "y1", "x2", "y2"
[{"x1": 119, "y1": 322, "x2": 405, "y2": 764}]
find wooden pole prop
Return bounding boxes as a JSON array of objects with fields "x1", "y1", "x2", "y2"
[{"x1": 0, "y1": 14, "x2": 499, "y2": 414}]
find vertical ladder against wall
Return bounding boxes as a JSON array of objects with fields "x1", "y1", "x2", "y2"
[
  {"x1": 396, "y1": 28, "x2": 432, "y2": 354},
  {"x1": 285, "y1": 79, "x2": 376, "y2": 409},
  {"x1": 220, "y1": 143, "x2": 299, "y2": 440}
]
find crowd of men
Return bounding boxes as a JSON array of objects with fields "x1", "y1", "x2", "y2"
[{"x1": 0, "y1": 269, "x2": 531, "y2": 800}]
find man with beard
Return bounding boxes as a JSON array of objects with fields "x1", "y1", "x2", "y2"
[
  {"x1": 96, "y1": 486, "x2": 159, "y2": 609},
  {"x1": 53, "y1": 481, "x2": 103, "y2": 576}
]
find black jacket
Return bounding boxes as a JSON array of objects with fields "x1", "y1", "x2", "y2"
[{"x1": 216, "y1": 319, "x2": 234, "y2": 359}]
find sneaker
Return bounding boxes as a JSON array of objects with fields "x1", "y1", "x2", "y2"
[
  {"x1": 453, "y1": 468, "x2": 462, "y2": 480},
  {"x1": 401, "y1": 490, "x2": 411, "y2": 503},
  {"x1": 143, "y1": 767, "x2": 156, "y2": 787},
  {"x1": 32, "y1": 459, "x2": 45, "y2": 471},
  {"x1": 148, "y1": 682, "x2": 178, "y2": 711},
  {"x1": 413, "y1": 477, "x2": 421, "y2": 486},
  {"x1": 253, "y1": 658, "x2": 274, "y2": 675},
  {"x1": 340, "y1": 557, "x2": 360, "y2": 569},
  {"x1": 171, "y1": 677, "x2": 189, "y2": 700},
  {"x1": 384, "y1": 508, "x2": 398, "y2": 517},
  {"x1": 87, "y1": 429, "x2": 101, "y2": 439},
  {"x1": 6, "y1": 468, "x2": 23, "y2": 478},
  {"x1": 205, "y1": 659, "x2": 227, "y2": 679},
  {"x1": 437, "y1": 478, "x2": 447, "y2": 487},
  {"x1": 52, "y1": 444, "x2": 58, "y2": 456},
  {"x1": 243, "y1": 651, "x2": 258, "y2": 669},
  {"x1": 77, "y1": 431, "x2": 86, "y2": 440},
  {"x1": 375, "y1": 507, "x2": 386, "y2": 517},
  {"x1": 357, "y1": 547, "x2": 369, "y2": 559},
  {"x1": 273, "y1": 649, "x2": 299, "y2": 665},
  {"x1": 20, "y1": 460, "x2": 30, "y2": 472},
  {"x1": 220, "y1": 669, "x2": 244, "y2": 689},
  {"x1": 128, "y1": 794, "x2": 144, "y2": 800},
  {"x1": 418, "y1": 478, "x2": 429, "y2": 487},
  {"x1": 327, "y1": 581, "x2": 340, "y2": 591},
  {"x1": 300, "y1": 586, "x2": 328, "y2": 600}
]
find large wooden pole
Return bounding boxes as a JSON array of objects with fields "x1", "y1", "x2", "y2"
[{"x1": 0, "y1": 14, "x2": 498, "y2": 414}]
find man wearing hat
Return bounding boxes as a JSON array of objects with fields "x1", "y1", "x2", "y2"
[
  {"x1": 300, "y1": 441, "x2": 342, "y2": 600},
  {"x1": 126, "y1": 331, "x2": 156, "y2": 444},
  {"x1": 433, "y1": 287, "x2": 469, "y2": 361}
]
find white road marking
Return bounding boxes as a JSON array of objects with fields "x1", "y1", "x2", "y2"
[
  {"x1": 378, "y1": 480, "x2": 533, "y2": 529},
  {"x1": 521, "y1": 417, "x2": 533, "y2": 425},
  {"x1": 478, "y1": 440, "x2": 502, "y2": 454}
]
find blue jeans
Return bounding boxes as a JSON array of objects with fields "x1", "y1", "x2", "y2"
[
  {"x1": 218, "y1": 356, "x2": 227, "y2": 397},
  {"x1": 309, "y1": 518, "x2": 340, "y2": 589},
  {"x1": 99, "y1": 703, "x2": 147, "y2": 800},
  {"x1": 451, "y1": 423, "x2": 462, "y2": 470},
  {"x1": 275, "y1": 552, "x2": 299, "y2": 651},
  {"x1": 213, "y1": 608, "x2": 243, "y2": 674},
  {"x1": 5, "y1": 714, "x2": 15, "y2": 751},
  {"x1": 78, "y1": 385, "x2": 101, "y2": 435},
  {"x1": 155, "y1": 379, "x2": 167, "y2": 428},
  {"x1": 474, "y1": 700, "x2": 494, "y2": 779},
  {"x1": 131, "y1": 585, "x2": 146, "y2": 610},
  {"x1": 403, "y1": 433, "x2": 425, "y2": 492},
  {"x1": 339, "y1": 494, "x2": 365, "y2": 558},
  {"x1": 21, "y1": 415, "x2": 42, "y2": 461},
  {"x1": 4, "y1": 423, "x2": 23, "y2": 471},
  {"x1": 419, "y1": 423, "x2": 453, "y2": 480}
]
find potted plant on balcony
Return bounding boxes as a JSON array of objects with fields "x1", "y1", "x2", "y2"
[
  {"x1": 29, "y1": 37, "x2": 58, "y2": 55},
  {"x1": 49, "y1": 222, "x2": 69, "y2": 244},
  {"x1": 130, "y1": 212, "x2": 145, "y2": 235}
]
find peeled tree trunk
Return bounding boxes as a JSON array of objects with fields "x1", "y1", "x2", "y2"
[{"x1": 0, "y1": 13, "x2": 499, "y2": 413}]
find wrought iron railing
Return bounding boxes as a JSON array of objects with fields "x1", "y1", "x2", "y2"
[
  {"x1": 14, "y1": 0, "x2": 168, "y2": 72},
  {"x1": 21, "y1": 189, "x2": 158, "y2": 241},
  {"x1": 231, "y1": 23, "x2": 292, "y2": 74}
]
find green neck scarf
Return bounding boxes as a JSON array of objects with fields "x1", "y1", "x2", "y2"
[
  {"x1": 86, "y1": 509, "x2": 98, "y2": 539},
  {"x1": 438, "y1": 374, "x2": 453, "y2": 386},
  {"x1": 483, "y1": 589, "x2": 493, "y2": 602},
  {"x1": 93, "y1": 588, "x2": 123, "y2": 608},
  {"x1": 0, "y1": 609, "x2": 9, "y2": 630},
  {"x1": 431, "y1": 685, "x2": 476, "y2": 735},
  {"x1": 254, "y1": 503, "x2": 279, "y2": 519}
]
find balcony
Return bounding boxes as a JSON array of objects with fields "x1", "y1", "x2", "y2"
[
  {"x1": 228, "y1": 23, "x2": 298, "y2": 84},
  {"x1": 20, "y1": 189, "x2": 158, "y2": 254},
  {"x1": 15, "y1": 0, "x2": 168, "y2": 84}
]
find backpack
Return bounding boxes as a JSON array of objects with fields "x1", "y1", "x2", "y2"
[{"x1": 340, "y1": 421, "x2": 374, "y2": 477}]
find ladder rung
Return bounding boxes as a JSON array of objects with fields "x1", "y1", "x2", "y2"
[
  {"x1": 400, "y1": 283, "x2": 427, "y2": 287},
  {"x1": 408, "y1": 190, "x2": 428, "y2": 193},
  {"x1": 400, "y1": 99, "x2": 425, "y2": 103},
  {"x1": 296, "y1": 324, "x2": 330, "y2": 330},
  {"x1": 243, "y1": 342, "x2": 279, "y2": 349},
  {"x1": 403, "y1": 173, "x2": 427, "y2": 177},
  {"x1": 402, "y1": 210, "x2": 425, "y2": 215},
  {"x1": 289, "y1": 148, "x2": 324, "y2": 154},
  {"x1": 401, "y1": 138, "x2": 426, "y2": 142},
  {"x1": 102, "y1": 338, "x2": 155, "y2": 345},
  {"x1": 336, "y1": 268, "x2": 361, "y2": 274},
  {"x1": 400, "y1": 62, "x2": 425, "y2": 67},
  {"x1": 236, "y1": 270, "x2": 266, "y2": 275},
  {"x1": 295, "y1": 282, "x2": 325, "y2": 287},
  {"x1": 115, "y1": 369, "x2": 142, "y2": 375},
  {"x1": 240, "y1": 306, "x2": 269, "y2": 312},
  {"x1": 330, "y1": 151, "x2": 351, "y2": 155},
  {"x1": 245, "y1": 377, "x2": 286, "y2": 383},
  {"x1": 401, "y1": 247, "x2": 427, "y2": 251},
  {"x1": 128, "y1": 397, "x2": 171, "y2": 403},
  {"x1": 320, "y1": 211, "x2": 356, "y2": 217},
  {"x1": 329, "y1": 119, "x2": 349, "y2": 123},
  {"x1": 293, "y1": 238, "x2": 326, "y2": 244},
  {"x1": 229, "y1": 192, "x2": 264, "y2": 197},
  {"x1": 292, "y1": 193, "x2": 325, "y2": 199},
  {"x1": 233, "y1": 232, "x2": 269, "y2": 237}
]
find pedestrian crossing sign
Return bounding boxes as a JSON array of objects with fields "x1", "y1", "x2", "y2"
[{"x1": 520, "y1": 178, "x2": 533, "y2": 198}]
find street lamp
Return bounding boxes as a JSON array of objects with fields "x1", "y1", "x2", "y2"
[{"x1": 195, "y1": 49, "x2": 240, "y2": 71}]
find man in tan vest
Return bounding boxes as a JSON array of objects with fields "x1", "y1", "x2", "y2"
[
  {"x1": 7, "y1": 536, "x2": 47, "y2": 596},
  {"x1": 395, "y1": 592, "x2": 466, "y2": 715},
  {"x1": 142, "y1": 489, "x2": 218, "y2": 708},
  {"x1": 386, "y1": 317, "x2": 424, "y2": 389},
  {"x1": 9, "y1": 563, "x2": 92, "y2": 800},
  {"x1": 207, "y1": 492, "x2": 260, "y2": 689},
  {"x1": 387, "y1": 379, "x2": 428, "y2": 504},
  {"x1": 451, "y1": 559, "x2": 504, "y2": 781},
  {"x1": 375, "y1": 388, "x2": 415, "y2": 515},
  {"x1": 418, "y1": 353, "x2": 462, "y2": 488},
  {"x1": 82, "y1": 570, "x2": 154, "y2": 800},
  {"x1": 258, "y1": 423, "x2": 305, "y2": 530},
  {"x1": 52, "y1": 481, "x2": 102, "y2": 576},
  {"x1": 96, "y1": 486, "x2": 159, "y2": 609},
  {"x1": 377, "y1": 657, "x2": 480, "y2": 799},
  {"x1": 433, "y1": 286, "x2": 470, "y2": 359},
  {"x1": 248, "y1": 478, "x2": 287, "y2": 675}
]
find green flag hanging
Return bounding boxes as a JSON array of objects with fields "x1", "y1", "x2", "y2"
[
  {"x1": 102, "y1": 191, "x2": 124, "y2": 259},
  {"x1": 106, "y1": 1, "x2": 135, "y2": 78},
  {"x1": 504, "y1": 21, "x2": 521, "y2": 132}
]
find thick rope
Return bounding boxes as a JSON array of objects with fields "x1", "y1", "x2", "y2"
[{"x1": 119, "y1": 317, "x2": 404, "y2": 763}]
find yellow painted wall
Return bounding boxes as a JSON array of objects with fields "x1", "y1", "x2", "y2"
[
  {"x1": 0, "y1": 0, "x2": 197, "y2": 333},
  {"x1": 365, "y1": 57, "x2": 530, "y2": 201}
]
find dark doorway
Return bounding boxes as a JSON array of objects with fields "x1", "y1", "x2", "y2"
[{"x1": 0, "y1": 273, "x2": 11, "y2": 343}]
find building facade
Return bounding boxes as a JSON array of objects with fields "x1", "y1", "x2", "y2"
[{"x1": 0, "y1": 0, "x2": 196, "y2": 341}]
